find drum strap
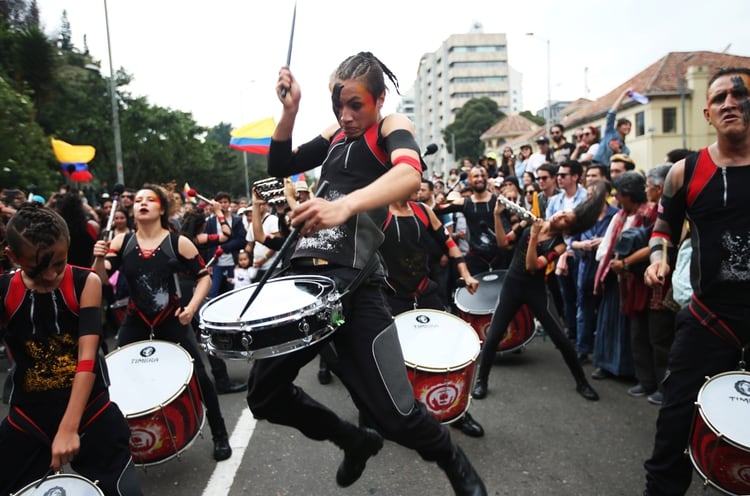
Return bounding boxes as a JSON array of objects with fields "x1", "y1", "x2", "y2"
[
  {"x1": 688, "y1": 294, "x2": 748, "y2": 360},
  {"x1": 8, "y1": 407, "x2": 50, "y2": 445},
  {"x1": 8, "y1": 392, "x2": 111, "y2": 444},
  {"x1": 339, "y1": 253, "x2": 382, "y2": 298}
]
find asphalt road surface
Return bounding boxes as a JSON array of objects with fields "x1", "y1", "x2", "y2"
[{"x1": 0, "y1": 333, "x2": 721, "y2": 495}]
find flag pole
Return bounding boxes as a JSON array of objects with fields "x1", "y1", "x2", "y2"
[{"x1": 243, "y1": 151, "x2": 250, "y2": 198}]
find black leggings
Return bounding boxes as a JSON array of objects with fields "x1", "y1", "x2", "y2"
[
  {"x1": 477, "y1": 274, "x2": 586, "y2": 385},
  {"x1": 118, "y1": 313, "x2": 227, "y2": 438},
  {"x1": 246, "y1": 267, "x2": 453, "y2": 462}
]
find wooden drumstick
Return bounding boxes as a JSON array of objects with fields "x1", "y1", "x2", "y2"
[{"x1": 657, "y1": 238, "x2": 668, "y2": 280}]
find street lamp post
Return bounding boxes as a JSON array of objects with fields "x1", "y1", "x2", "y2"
[
  {"x1": 103, "y1": 0, "x2": 124, "y2": 185},
  {"x1": 526, "y1": 33, "x2": 552, "y2": 138},
  {"x1": 678, "y1": 53, "x2": 695, "y2": 150}
]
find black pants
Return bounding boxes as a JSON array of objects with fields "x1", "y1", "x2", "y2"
[
  {"x1": 478, "y1": 274, "x2": 585, "y2": 385},
  {"x1": 644, "y1": 304, "x2": 750, "y2": 495},
  {"x1": 118, "y1": 313, "x2": 227, "y2": 438},
  {"x1": 246, "y1": 267, "x2": 453, "y2": 461},
  {"x1": 0, "y1": 402, "x2": 141, "y2": 496},
  {"x1": 387, "y1": 279, "x2": 445, "y2": 316}
]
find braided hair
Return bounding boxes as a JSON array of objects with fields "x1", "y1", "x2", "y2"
[
  {"x1": 333, "y1": 52, "x2": 401, "y2": 98},
  {"x1": 6, "y1": 203, "x2": 71, "y2": 258}
]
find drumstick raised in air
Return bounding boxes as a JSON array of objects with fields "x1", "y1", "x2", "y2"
[
  {"x1": 657, "y1": 238, "x2": 668, "y2": 280},
  {"x1": 237, "y1": 180, "x2": 329, "y2": 319}
]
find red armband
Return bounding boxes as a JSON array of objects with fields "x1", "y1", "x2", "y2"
[
  {"x1": 207, "y1": 233, "x2": 219, "y2": 242},
  {"x1": 445, "y1": 238, "x2": 457, "y2": 250},
  {"x1": 392, "y1": 155, "x2": 422, "y2": 173},
  {"x1": 546, "y1": 251, "x2": 559, "y2": 263},
  {"x1": 536, "y1": 256, "x2": 548, "y2": 270},
  {"x1": 107, "y1": 248, "x2": 118, "y2": 255},
  {"x1": 76, "y1": 359, "x2": 95, "y2": 374},
  {"x1": 217, "y1": 216, "x2": 225, "y2": 223}
]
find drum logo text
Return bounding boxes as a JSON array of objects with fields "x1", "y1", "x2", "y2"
[
  {"x1": 131, "y1": 346, "x2": 159, "y2": 364},
  {"x1": 734, "y1": 380, "x2": 750, "y2": 397}
]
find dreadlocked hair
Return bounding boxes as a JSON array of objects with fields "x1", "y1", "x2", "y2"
[
  {"x1": 6, "y1": 203, "x2": 71, "y2": 255},
  {"x1": 334, "y1": 52, "x2": 401, "y2": 97},
  {"x1": 568, "y1": 180, "x2": 609, "y2": 236}
]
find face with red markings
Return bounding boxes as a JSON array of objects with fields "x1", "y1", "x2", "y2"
[{"x1": 331, "y1": 78, "x2": 384, "y2": 138}]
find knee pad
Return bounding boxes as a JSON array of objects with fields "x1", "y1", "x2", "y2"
[{"x1": 372, "y1": 321, "x2": 416, "y2": 416}]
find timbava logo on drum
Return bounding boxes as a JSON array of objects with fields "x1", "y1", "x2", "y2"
[
  {"x1": 129, "y1": 345, "x2": 159, "y2": 364},
  {"x1": 734, "y1": 380, "x2": 750, "y2": 397},
  {"x1": 416, "y1": 314, "x2": 430, "y2": 324}
]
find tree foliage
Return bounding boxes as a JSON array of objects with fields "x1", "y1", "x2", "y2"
[
  {"x1": 0, "y1": 1, "x2": 263, "y2": 201},
  {"x1": 520, "y1": 110, "x2": 545, "y2": 127},
  {"x1": 443, "y1": 97, "x2": 505, "y2": 161}
]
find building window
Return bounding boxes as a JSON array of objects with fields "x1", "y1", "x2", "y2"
[
  {"x1": 662, "y1": 107, "x2": 677, "y2": 133},
  {"x1": 635, "y1": 111, "x2": 645, "y2": 136}
]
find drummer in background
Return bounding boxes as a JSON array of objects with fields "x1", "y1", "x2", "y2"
[
  {"x1": 379, "y1": 185, "x2": 484, "y2": 438},
  {"x1": 642, "y1": 67, "x2": 750, "y2": 496},
  {"x1": 247, "y1": 52, "x2": 487, "y2": 495},
  {"x1": 0, "y1": 204, "x2": 142, "y2": 495},
  {"x1": 471, "y1": 181, "x2": 609, "y2": 403},
  {"x1": 91, "y1": 184, "x2": 233, "y2": 461},
  {"x1": 435, "y1": 165, "x2": 510, "y2": 274}
]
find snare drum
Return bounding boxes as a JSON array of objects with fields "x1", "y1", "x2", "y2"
[
  {"x1": 106, "y1": 340, "x2": 205, "y2": 466},
  {"x1": 395, "y1": 309, "x2": 480, "y2": 424},
  {"x1": 12, "y1": 473, "x2": 103, "y2": 495},
  {"x1": 199, "y1": 275, "x2": 343, "y2": 360},
  {"x1": 689, "y1": 371, "x2": 750, "y2": 495},
  {"x1": 454, "y1": 270, "x2": 534, "y2": 353}
]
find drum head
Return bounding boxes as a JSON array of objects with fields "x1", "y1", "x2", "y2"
[
  {"x1": 454, "y1": 270, "x2": 506, "y2": 314},
  {"x1": 200, "y1": 275, "x2": 335, "y2": 331},
  {"x1": 106, "y1": 340, "x2": 194, "y2": 417},
  {"x1": 698, "y1": 371, "x2": 750, "y2": 449},
  {"x1": 14, "y1": 473, "x2": 103, "y2": 496},
  {"x1": 395, "y1": 309, "x2": 480, "y2": 371}
]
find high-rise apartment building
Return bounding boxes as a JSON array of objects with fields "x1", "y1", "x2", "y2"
[{"x1": 413, "y1": 29, "x2": 513, "y2": 176}]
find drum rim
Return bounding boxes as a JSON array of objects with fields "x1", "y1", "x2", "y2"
[
  {"x1": 694, "y1": 370, "x2": 750, "y2": 451},
  {"x1": 453, "y1": 270, "x2": 506, "y2": 314},
  {"x1": 12, "y1": 473, "x2": 104, "y2": 495},
  {"x1": 105, "y1": 340, "x2": 196, "y2": 417},
  {"x1": 405, "y1": 358, "x2": 478, "y2": 373},
  {"x1": 205, "y1": 324, "x2": 337, "y2": 360},
  {"x1": 199, "y1": 275, "x2": 337, "y2": 331}
]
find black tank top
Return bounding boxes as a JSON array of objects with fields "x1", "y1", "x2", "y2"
[{"x1": 293, "y1": 123, "x2": 389, "y2": 269}]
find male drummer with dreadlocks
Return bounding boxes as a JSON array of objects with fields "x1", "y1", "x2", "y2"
[
  {"x1": 246, "y1": 52, "x2": 487, "y2": 495},
  {"x1": 0, "y1": 204, "x2": 142, "y2": 495}
]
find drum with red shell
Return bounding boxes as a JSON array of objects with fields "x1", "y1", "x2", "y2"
[{"x1": 454, "y1": 270, "x2": 535, "y2": 353}]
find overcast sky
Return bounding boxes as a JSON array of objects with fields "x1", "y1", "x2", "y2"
[{"x1": 37, "y1": 0, "x2": 750, "y2": 144}]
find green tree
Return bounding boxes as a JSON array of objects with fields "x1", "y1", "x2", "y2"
[
  {"x1": 520, "y1": 110, "x2": 545, "y2": 127},
  {"x1": 443, "y1": 97, "x2": 505, "y2": 161},
  {"x1": 0, "y1": 75, "x2": 58, "y2": 194}
]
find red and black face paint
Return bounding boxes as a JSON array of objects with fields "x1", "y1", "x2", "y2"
[
  {"x1": 731, "y1": 75, "x2": 750, "y2": 125},
  {"x1": 331, "y1": 82, "x2": 344, "y2": 121}
]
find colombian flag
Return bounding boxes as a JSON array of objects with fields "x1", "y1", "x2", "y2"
[
  {"x1": 51, "y1": 138, "x2": 95, "y2": 182},
  {"x1": 229, "y1": 117, "x2": 275, "y2": 154}
]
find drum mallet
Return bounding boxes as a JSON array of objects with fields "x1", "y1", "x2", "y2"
[
  {"x1": 186, "y1": 188, "x2": 213, "y2": 205},
  {"x1": 101, "y1": 183, "x2": 125, "y2": 241},
  {"x1": 280, "y1": 1, "x2": 297, "y2": 98},
  {"x1": 238, "y1": 180, "x2": 329, "y2": 319}
]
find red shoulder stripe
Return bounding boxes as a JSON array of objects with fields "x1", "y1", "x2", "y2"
[
  {"x1": 686, "y1": 148, "x2": 716, "y2": 208},
  {"x1": 364, "y1": 123, "x2": 388, "y2": 165},
  {"x1": 4, "y1": 271, "x2": 26, "y2": 324},
  {"x1": 58, "y1": 265, "x2": 80, "y2": 315},
  {"x1": 409, "y1": 201, "x2": 430, "y2": 228}
]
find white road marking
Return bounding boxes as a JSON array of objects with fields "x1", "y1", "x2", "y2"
[{"x1": 201, "y1": 408, "x2": 257, "y2": 496}]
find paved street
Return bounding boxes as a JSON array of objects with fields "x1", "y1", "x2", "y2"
[{"x1": 1, "y1": 335, "x2": 717, "y2": 495}]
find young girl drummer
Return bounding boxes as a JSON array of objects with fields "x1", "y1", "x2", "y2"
[
  {"x1": 91, "y1": 184, "x2": 232, "y2": 461},
  {"x1": 0, "y1": 204, "x2": 142, "y2": 495}
]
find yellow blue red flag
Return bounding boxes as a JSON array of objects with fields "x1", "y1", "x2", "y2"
[
  {"x1": 229, "y1": 117, "x2": 275, "y2": 154},
  {"x1": 51, "y1": 138, "x2": 96, "y2": 182}
]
